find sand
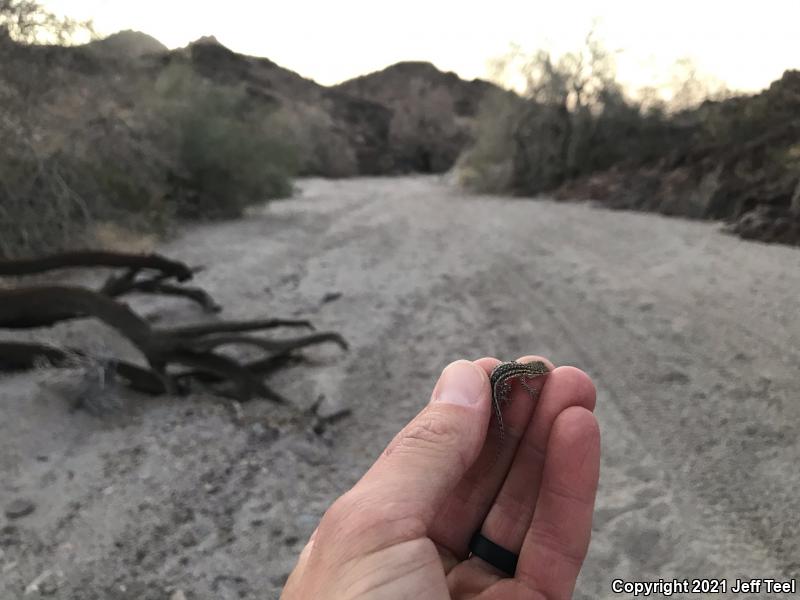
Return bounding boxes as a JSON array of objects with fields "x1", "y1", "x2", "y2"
[{"x1": 1, "y1": 176, "x2": 798, "y2": 599}]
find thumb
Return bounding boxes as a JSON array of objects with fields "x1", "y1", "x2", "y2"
[{"x1": 355, "y1": 360, "x2": 491, "y2": 525}]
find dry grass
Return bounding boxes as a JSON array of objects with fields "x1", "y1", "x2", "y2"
[{"x1": 91, "y1": 222, "x2": 159, "y2": 254}]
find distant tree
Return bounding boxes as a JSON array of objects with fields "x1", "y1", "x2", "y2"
[
  {"x1": 506, "y1": 31, "x2": 629, "y2": 191},
  {"x1": 0, "y1": 0, "x2": 92, "y2": 45},
  {"x1": 462, "y1": 31, "x2": 683, "y2": 195},
  {"x1": 668, "y1": 57, "x2": 730, "y2": 112}
]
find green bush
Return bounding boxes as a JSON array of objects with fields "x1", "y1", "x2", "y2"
[
  {"x1": 0, "y1": 146, "x2": 87, "y2": 258},
  {"x1": 455, "y1": 89, "x2": 522, "y2": 192},
  {"x1": 153, "y1": 63, "x2": 298, "y2": 219},
  {"x1": 283, "y1": 104, "x2": 359, "y2": 177}
]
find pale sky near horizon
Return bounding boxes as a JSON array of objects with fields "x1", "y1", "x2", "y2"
[{"x1": 41, "y1": 0, "x2": 800, "y2": 94}]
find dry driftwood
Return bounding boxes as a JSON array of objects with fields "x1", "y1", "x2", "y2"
[
  {"x1": 0, "y1": 341, "x2": 172, "y2": 395},
  {"x1": 99, "y1": 267, "x2": 222, "y2": 313},
  {"x1": 0, "y1": 250, "x2": 348, "y2": 403},
  {"x1": 0, "y1": 250, "x2": 193, "y2": 280},
  {"x1": 0, "y1": 250, "x2": 212, "y2": 322}
]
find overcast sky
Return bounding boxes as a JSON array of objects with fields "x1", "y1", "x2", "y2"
[{"x1": 42, "y1": 0, "x2": 800, "y2": 93}]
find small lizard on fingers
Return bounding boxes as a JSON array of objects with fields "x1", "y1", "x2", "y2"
[{"x1": 489, "y1": 360, "x2": 551, "y2": 452}]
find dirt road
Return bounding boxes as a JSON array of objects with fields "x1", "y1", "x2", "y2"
[{"x1": 1, "y1": 176, "x2": 798, "y2": 598}]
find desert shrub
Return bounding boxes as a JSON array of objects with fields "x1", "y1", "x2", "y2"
[
  {"x1": 1, "y1": 13, "x2": 302, "y2": 258},
  {"x1": 62, "y1": 134, "x2": 173, "y2": 233},
  {"x1": 0, "y1": 40, "x2": 172, "y2": 259},
  {"x1": 275, "y1": 103, "x2": 358, "y2": 177},
  {"x1": 0, "y1": 115, "x2": 172, "y2": 258},
  {"x1": 0, "y1": 1, "x2": 151, "y2": 258},
  {"x1": 0, "y1": 143, "x2": 89, "y2": 257},
  {"x1": 454, "y1": 89, "x2": 522, "y2": 192},
  {"x1": 582, "y1": 87, "x2": 682, "y2": 172},
  {"x1": 152, "y1": 63, "x2": 299, "y2": 219}
]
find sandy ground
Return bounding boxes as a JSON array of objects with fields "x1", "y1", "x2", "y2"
[{"x1": 1, "y1": 176, "x2": 799, "y2": 599}]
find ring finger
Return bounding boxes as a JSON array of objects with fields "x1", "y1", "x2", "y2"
[{"x1": 470, "y1": 363, "x2": 596, "y2": 572}]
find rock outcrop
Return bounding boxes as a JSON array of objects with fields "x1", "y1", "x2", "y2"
[
  {"x1": 335, "y1": 61, "x2": 496, "y2": 173},
  {"x1": 84, "y1": 30, "x2": 168, "y2": 59}
]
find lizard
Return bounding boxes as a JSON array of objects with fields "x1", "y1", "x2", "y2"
[{"x1": 489, "y1": 360, "x2": 551, "y2": 454}]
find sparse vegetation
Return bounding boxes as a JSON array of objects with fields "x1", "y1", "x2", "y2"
[
  {"x1": 0, "y1": 60, "x2": 171, "y2": 258},
  {"x1": 151, "y1": 63, "x2": 299, "y2": 219},
  {"x1": 1, "y1": 2, "x2": 97, "y2": 257},
  {"x1": 0, "y1": 2, "x2": 301, "y2": 258},
  {"x1": 1, "y1": 1, "x2": 797, "y2": 251}
]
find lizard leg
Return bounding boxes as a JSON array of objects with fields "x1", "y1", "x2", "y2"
[
  {"x1": 520, "y1": 375, "x2": 541, "y2": 399},
  {"x1": 499, "y1": 380, "x2": 512, "y2": 406}
]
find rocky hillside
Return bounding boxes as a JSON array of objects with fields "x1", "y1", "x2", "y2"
[
  {"x1": 336, "y1": 61, "x2": 496, "y2": 172},
  {"x1": 83, "y1": 29, "x2": 167, "y2": 59},
  {"x1": 155, "y1": 37, "x2": 386, "y2": 176},
  {"x1": 67, "y1": 34, "x2": 499, "y2": 177},
  {"x1": 552, "y1": 70, "x2": 800, "y2": 246},
  {"x1": 5, "y1": 30, "x2": 798, "y2": 246}
]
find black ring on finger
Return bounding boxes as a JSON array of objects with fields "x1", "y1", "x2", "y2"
[{"x1": 468, "y1": 531, "x2": 518, "y2": 577}]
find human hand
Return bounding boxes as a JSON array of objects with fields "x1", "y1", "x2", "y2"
[{"x1": 282, "y1": 356, "x2": 600, "y2": 599}]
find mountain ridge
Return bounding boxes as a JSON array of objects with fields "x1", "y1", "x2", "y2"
[{"x1": 84, "y1": 29, "x2": 168, "y2": 59}]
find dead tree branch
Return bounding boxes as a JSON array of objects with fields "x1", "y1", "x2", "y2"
[
  {"x1": 0, "y1": 251, "x2": 347, "y2": 405},
  {"x1": 0, "y1": 250, "x2": 194, "y2": 280},
  {"x1": 0, "y1": 341, "x2": 171, "y2": 395}
]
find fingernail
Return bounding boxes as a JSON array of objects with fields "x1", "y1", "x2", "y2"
[{"x1": 432, "y1": 360, "x2": 485, "y2": 406}]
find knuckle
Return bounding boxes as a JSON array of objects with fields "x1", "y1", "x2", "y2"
[
  {"x1": 322, "y1": 490, "x2": 363, "y2": 527},
  {"x1": 394, "y1": 410, "x2": 471, "y2": 471},
  {"x1": 322, "y1": 490, "x2": 386, "y2": 531},
  {"x1": 400, "y1": 411, "x2": 460, "y2": 452}
]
